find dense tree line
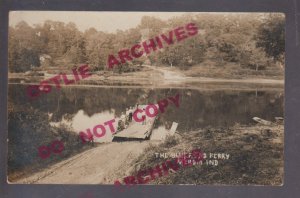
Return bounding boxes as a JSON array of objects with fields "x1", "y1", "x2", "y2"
[{"x1": 8, "y1": 13, "x2": 285, "y2": 73}]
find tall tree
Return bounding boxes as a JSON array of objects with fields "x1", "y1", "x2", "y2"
[
  {"x1": 256, "y1": 14, "x2": 285, "y2": 62},
  {"x1": 8, "y1": 21, "x2": 41, "y2": 72}
]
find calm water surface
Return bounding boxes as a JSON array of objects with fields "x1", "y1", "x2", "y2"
[{"x1": 9, "y1": 85, "x2": 284, "y2": 135}]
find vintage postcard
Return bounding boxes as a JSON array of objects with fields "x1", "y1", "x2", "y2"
[{"x1": 8, "y1": 11, "x2": 284, "y2": 185}]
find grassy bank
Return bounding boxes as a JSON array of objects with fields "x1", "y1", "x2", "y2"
[
  {"x1": 130, "y1": 123, "x2": 284, "y2": 185},
  {"x1": 7, "y1": 102, "x2": 95, "y2": 182},
  {"x1": 182, "y1": 60, "x2": 284, "y2": 80}
]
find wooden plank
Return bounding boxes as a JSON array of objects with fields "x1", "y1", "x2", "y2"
[{"x1": 169, "y1": 122, "x2": 178, "y2": 135}]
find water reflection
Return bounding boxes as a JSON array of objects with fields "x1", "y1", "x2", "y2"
[
  {"x1": 8, "y1": 85, "x2": 284, "y2": 134},
  {"x1": 50, "y1": 110, "x2": 117, "y2": 142}
]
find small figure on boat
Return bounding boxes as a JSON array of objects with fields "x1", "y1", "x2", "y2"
[
  {"x1": 121, "y1": 112, "x2": 126, "y2": 123},
  {"x1": 117, "y1": 120, "x2": 123, "y2": 131},
  {"x1": 128, "y1": 107, "x2": 133, "y2": 122},
  {"x1": 125, "y1": 108, "x2": 130, "y2": 126},
  {"x1": 90, "y1": 135, "x2": 94, "y2": 146},
  {"x1": 117, "y1": 112, "x2": 127, "y2": 131},
  {"x1": 142, "y1": 108, "x2": 147, "y2": 125},
  {"x1": 125, "y1": 108, "x2": 129, "y2": 118}
]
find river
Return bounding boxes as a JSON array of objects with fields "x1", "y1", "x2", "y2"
[{"x1": 8, "y1": 84, "x2": 284, "y2": 135}]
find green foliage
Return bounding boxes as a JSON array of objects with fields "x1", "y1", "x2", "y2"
[
  {"x1": 256, "y1": 14, "x2": 285, "y2": 62},
  {"x1": 240, "y1": 47, "x2": 271, "y2": 70},
  {"x1": 8, "y1": 13, "x2": 285, "y2": 72},
  {"x1": 8, "y1": 23, "x2": 41, "y2": 72},
  {"x1": 157, "y1": 37, "x2": 206, "y2": 69},
  {"x1": 7, "y1": 103, "x2": 92, "y2": 179},
  {"x1": 162, "y1": 135, "x2": 179, "y2": 148},
  {"x1": 9, "y1": 47, "x2": 40, "y2": 72}
]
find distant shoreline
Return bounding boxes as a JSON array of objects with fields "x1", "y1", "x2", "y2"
[
  {"x1": 8, "y1": 80, "x2": 284, "y2": 92},
  {"x1": 8, "y1": 64, "x2": 284, "y2": 91},
  {"x1": 8, "y1": 78, "x2": 284, "y2": 85}
]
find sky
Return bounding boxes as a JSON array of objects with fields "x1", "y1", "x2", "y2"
[{"x1": 9, "y1": 11, "x2": 190, "y2": 32}]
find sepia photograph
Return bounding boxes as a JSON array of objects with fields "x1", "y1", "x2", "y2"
[{"x1": 7, "y1": 11, "x2": 284, "y2": 185}]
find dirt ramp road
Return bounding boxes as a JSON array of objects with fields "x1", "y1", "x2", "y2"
[{"x1": 16, "y1": 141, "x2": 154, "y2": 184}]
